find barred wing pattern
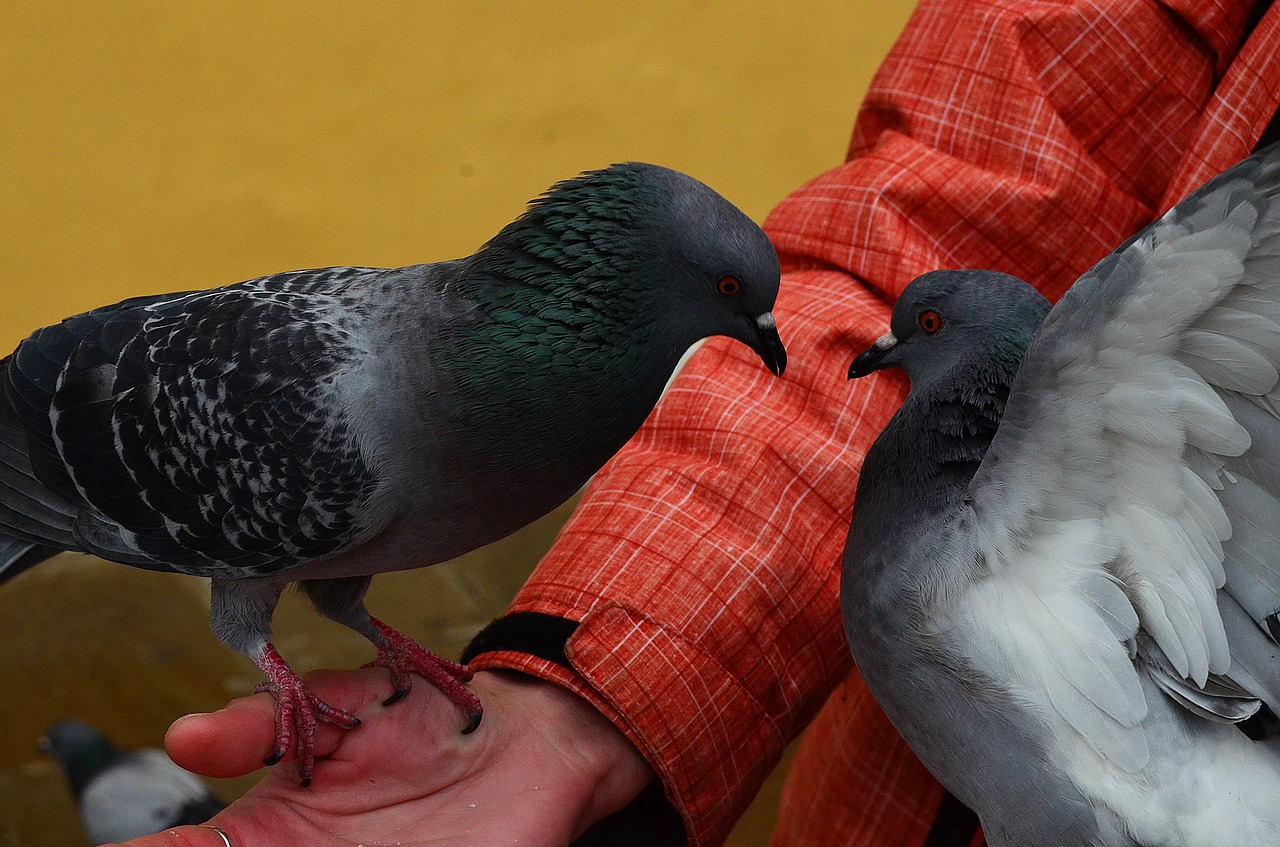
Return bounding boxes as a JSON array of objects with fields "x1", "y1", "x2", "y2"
[{"x1": 1, "y1": 267, "x2": 385, "y2": 576}]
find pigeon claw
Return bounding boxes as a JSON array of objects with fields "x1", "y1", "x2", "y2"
[
  {"x1": 364, "y1": 616, "x2": 485, "y2": 733},
  {"x1": 253, "y1": 642, "x2": 361, "y2": 786},
  {"x1": 381, "y1": 687, "x2": 409, "y2": 707}
]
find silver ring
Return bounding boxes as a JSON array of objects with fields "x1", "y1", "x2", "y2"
[{"x1": 201, "y1": 825, "x2": 234, "y2": 847}]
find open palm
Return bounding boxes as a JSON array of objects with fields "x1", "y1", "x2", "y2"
[{"x1": 115, "y1": 669, "x2": 652, "y2": 847}]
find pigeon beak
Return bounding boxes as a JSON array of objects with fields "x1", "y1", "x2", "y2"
[
  {"x1": 751, "y1": 312, "x2": 787, "y2": 376},
  {"x1": 848, "y1": 330, "x2": 898, "y2": 379}
]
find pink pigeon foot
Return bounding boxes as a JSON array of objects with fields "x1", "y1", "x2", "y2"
[
  {"x1": 361, "y1": 616, "x2": 483, "y2": 733},
  {"x1": 253, "y1": 642, "x2": 361, "y2": 786}
]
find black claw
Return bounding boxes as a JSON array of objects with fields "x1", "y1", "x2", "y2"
[
  {"x1": 382, "y1": 688, "x2": 409, "y2": 707},
  {"x1": 299, "y1": 776, "x2": 312, "y2": 789},
  {"x1": 263, "y1": 751, "x2": 284, "y2": 766},
  {"x1": 462, "y1": 711, "x2": 483, "y2": 734}
]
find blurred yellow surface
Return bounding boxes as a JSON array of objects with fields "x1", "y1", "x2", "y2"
[{"x1": 0, "y1": 2, "x2": 917, "y2": 845}]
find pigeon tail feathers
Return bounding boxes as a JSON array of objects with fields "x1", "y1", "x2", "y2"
[{"x1": 0, "y1": 535, "x2": 55, "y2": 584}]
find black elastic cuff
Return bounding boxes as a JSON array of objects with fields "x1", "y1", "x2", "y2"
[{"x1": 462, "y1": 611, "x2": 579, "y2": 668}]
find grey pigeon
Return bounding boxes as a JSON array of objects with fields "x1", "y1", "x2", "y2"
[
  {"x1": 41, "y1": 719, "x2": 225, "y2": 844},
  {"x1": 843, "y1": 143, "x2": 1280, "y2": 846},
  {"x1": 0, "y1": 162, "x2": 787, "y2": 784}
]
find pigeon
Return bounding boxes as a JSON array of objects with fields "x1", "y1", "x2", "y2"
[
  {"x1": 0, "y1": 162, "x2": 787, "y2": 784},
  {"x1": 842, "y1": 142, "x2": 1280, "y2": 847},
  {"x1": 41, "y1": 719, "x2": 225, "y2": 844}
]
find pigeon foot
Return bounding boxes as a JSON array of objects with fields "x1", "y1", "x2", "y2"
[
  {"x1": 253, "y1": 642, "x2": 360, "y2": 786},
  {"x1": 362, "y1": 616, "x2": 484, "y2": 733}
]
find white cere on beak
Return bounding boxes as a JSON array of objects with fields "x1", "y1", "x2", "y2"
[
  {"x1": 755, "y1": 312, "x2": 778, "y2": 333},
  {"x1": 873, "y1": 330, "x2": 898, "y2": 350}
]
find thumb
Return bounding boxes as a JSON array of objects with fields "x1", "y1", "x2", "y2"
[
  {"x1": 166, "y1": 668, "x2": 391, "y2": 777},
  {"x1": 164, "y1": 700, "x2": 278, "y2": 779},
  {"x1": 107, "y1": 823, "x2": 237, "y2": 847}
]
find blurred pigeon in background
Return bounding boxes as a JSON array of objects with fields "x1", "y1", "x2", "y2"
[
  {"x1": 0, "y1": 162, "x2": 787, "y2": 783},
  {"x1": 41, "y1": 719, "x2": 224, "y2": 844},
  {"x1": 843, "y1": 143, "x2": 1280, "y2": 846}
]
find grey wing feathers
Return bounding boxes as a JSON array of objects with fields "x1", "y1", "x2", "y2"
[
  {"x1": 1144, "y1": 150, "x2": 1280, "y2": 682},
  {"x1": 0, "y1": 369, "x2": 80, "y2": 580},
  {"x1": 0, "y1": 266, "x2": 386, "y2": 577},
  {"x1": 0, "y1": 402, "x2": 76, "y2": 546},
  {"x1": 972, "y1": 142, "x2": 1280, "y2": 729}
]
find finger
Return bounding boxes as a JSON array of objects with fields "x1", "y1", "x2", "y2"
[
  {"x1": 166, "y1": 668, "x2": 394, "y2": 777},
  {"x1": 106, "y1": 823, "x2": 235, "y2": 847},
  {"x1": 165, "y1": 696, "x2": 279, "y2": 778}
]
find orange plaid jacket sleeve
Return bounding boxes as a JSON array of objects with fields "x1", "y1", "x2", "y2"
[{"x1": 466, "y1": 1, "x2": 1280, "y2": 844}]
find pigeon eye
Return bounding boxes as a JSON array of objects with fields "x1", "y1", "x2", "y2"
[
  {"x1": 716, "y1": 276, "x2": 743, "y2": 296},
  {"x1": 918, "y1": 309, "x2": 943, "y2": 334}
]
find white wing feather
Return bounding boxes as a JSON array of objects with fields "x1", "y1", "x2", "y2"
[{"x1": 956, "y1": 150, "x2": 1280, "y2": 769}]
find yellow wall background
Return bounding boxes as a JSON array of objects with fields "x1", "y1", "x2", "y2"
[{"x1": 1, "y1": 2, "x2": 916, "y2": 349}]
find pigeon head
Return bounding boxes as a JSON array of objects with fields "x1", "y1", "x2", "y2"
[
  {"x1": 848, "y1": 269, "x2": 1051, "y2": 385},
  {"x1": 40, "y1": 720, "x2": 123, "y2": 797},
  {"x1": 471, "y1": 161, "x2": 786, "y2": 376}
]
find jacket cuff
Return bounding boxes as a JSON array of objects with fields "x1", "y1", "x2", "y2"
[{"x1": 466, "y1": 603, "x2": 784, "y2": 847}]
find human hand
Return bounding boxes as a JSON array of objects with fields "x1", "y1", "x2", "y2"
[{"x1": 110, "y1": 668, "x2": 654, "y2": 847}]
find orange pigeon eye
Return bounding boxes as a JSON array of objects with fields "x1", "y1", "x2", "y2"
[
  {"x1": 716, "y1": 276, "x2": 743, "y2": 296},
  {"x1": 918, "y1": 309, "x2": 943, "y2": 333}
]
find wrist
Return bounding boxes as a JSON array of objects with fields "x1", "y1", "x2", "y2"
[{"x1": 474, "y1": 669, "x2": 654, "y2": 828}]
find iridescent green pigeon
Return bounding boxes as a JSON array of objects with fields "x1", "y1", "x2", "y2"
[{"x1": 0, "y1": 162, "x2": 787, "y2": 784}]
